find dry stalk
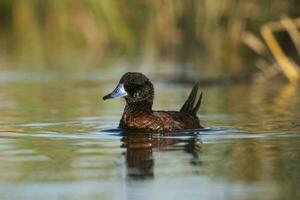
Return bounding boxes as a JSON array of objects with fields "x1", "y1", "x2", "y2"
[
  {"x1": 261, "y1": 18, "x2": 300, "y2": 83},
  {"x1": 280, "y1": 16, "x2": 300, "y2": 57}
]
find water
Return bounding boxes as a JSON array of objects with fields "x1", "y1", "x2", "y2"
[{"x1": 0, "y1": 70, "x2": 300, "y2": 200}]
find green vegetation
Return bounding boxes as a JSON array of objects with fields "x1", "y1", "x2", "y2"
[{"x1": 0, "y1": 0, "x2": 299, "y2": 78}]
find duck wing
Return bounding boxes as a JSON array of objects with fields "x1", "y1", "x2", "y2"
[{"x1": 179, "y1": 82, "x2": 203, "y2": 116}]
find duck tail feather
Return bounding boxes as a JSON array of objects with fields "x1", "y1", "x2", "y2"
[
  {"x1": 192, "y1": 92, "x2": 202, "y2": 115},
  {"x1": 180, "y1": 82, "x2": 203, "y2": 116}
]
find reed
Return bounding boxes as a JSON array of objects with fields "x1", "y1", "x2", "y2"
[
  {"x1": 0, "y1": 0, "x2": 299, "y2": 78},
  {"x1": 244, "y1": 17, "x2": 300, "y2": 83}
]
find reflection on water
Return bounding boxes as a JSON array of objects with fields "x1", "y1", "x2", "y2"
[
  {"x1": 121, "y1": 132, "x2": 202, "y2": 180},
  {"x1": 0, "y1": 71, "x2": 300, "y2": 200}
]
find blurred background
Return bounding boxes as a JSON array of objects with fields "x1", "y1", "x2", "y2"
[
  {"x1": 1, "y1": 2, "x2": 300, "y2": 200},
  {"x1": 0, "y1": 0, "x2": 299, "y2": 81}
]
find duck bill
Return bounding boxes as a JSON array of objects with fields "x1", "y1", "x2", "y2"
[{"x1": 103, "y1": 83, "x2": 127, "y2": 100}]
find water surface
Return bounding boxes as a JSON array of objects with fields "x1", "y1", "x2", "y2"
[{"x1": 0, "y1": 70, "x2": 300, "y2": 200}]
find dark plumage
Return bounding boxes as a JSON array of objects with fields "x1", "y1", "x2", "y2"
[{"x1": 103, "y1": 72, "x2": 203, "y2": 132}]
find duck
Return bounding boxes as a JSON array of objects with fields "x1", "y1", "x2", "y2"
[{"x1": 102, "y1": 72, "x2": 203, "y2": 133}]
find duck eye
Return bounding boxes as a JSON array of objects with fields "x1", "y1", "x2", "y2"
[{"x1": 124, "y1": 85, "x2": 135, "y2": 95}]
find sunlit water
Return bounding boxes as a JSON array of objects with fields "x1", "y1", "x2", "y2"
[{"x1": 0, "y1": 70, "x2": 300, "y2": 200}]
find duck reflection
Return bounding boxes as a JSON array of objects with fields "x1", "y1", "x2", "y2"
[{"x1": 121, "y1": 131, "x2": 202, "y2": 180}]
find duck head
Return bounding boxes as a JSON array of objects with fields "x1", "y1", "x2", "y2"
[{"x1": 103, "y1": 72, "x2": 154, "y2": 105}]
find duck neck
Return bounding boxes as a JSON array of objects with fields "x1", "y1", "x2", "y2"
[{"x1": 124, "y1": 100, "x2": 153, "y2": 116}]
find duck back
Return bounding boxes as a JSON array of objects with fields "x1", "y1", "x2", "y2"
[{"x1": 119, "y1": 110, "x2": 201, "y2": 132}]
